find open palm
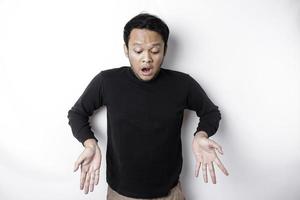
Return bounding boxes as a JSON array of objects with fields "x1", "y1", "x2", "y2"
[
  {"x1": 73, "y1": 145, "x2": 102, "y2": 194},
  {"x1": 192, "y1": 133, "x2": 229, "y2": 184}
]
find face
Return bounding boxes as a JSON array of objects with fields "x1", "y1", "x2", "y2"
[{"x1": 124, "y1": 28, "x2": 167, "y2": 81}]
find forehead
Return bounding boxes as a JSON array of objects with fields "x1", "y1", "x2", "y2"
[{"x1": 128, "y1": 28, "x2": 164, "y2": 47}]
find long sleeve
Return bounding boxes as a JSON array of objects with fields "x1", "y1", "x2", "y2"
[
  {"x1": 185, "y1": 75, "x2": 221, "y2": 138},
  {"x1": 67, "y1": 71, "x2": 104, "y2": 146}
]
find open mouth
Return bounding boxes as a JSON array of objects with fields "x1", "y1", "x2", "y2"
[
  {"x1": 142, "y1": 68, "x2": 151, "y2": 72},
  {"x1": 141, "y1": 67, "x2": 152, "y2": 76}
]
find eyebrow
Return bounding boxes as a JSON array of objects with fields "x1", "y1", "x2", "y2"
[{"x1": 133, "y1": 42, "x2": 161, "y2": 46}]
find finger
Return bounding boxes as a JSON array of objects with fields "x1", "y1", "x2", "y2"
[
  {"x1": 89, "y1": 167, "x2": 95, "y2": 192},
  {"x1": 84, "y1": 171, "x2": 91, "y2": 194},
  {"x1": 202, "y1": 163, "x2": 208, "y2": 183},
  {"x1": 74, "y1": 155, "x2": 84, "y2": 172},
  {"x1": 209, "y1": 140, "x2": 223, "y2": 154},
  {"x1": 215, "y1": 157, "x2": 229, "y2": 176},
  {"x1": 195, "y1": 162, "x2": 201, "y2": 177},
  {"x1": 208, "y1": 162, "x2": 216, "y2": 184},
  {"x1": 80, "y1": 166, "x2": 88, "y2": 190},
  {"x1": 94, "y1": 169, "x2": 100, "y2": 185}
]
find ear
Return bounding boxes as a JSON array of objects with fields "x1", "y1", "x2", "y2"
[{"x1": 123, "y1": 44, "x2": 129, "y2": 58}]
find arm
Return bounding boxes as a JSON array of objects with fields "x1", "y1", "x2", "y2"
[
  {"x1": 68, "y1": 72, "x2": 105, "y2": 194},
  {"x1": 84, "y1": 138, "x2": 98, "y2": 149},
  {"x1": 194, "y1": 130, "x2": 208, "y2": 138},
  {"x1": 67, "y1": 71, "x2": 104, "y2": 146},
  {"x1": 185, "y1": 75, "x2": 221, "y2": 138},
  {"x1": 186, "y1": 75, "x2": 228, "y2": 183}
]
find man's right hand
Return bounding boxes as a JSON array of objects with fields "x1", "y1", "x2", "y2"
[{"x1": 73, "y1": 139, "x2": 102, "y2": 194}]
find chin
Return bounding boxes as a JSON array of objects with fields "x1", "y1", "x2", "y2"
[{"x1": 139, "y1": 75, "x2": 154, "y2": 81}]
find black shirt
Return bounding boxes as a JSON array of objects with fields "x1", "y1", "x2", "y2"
[{"x1": 67, "y1": 66, "x2": 221, "y2": 198}]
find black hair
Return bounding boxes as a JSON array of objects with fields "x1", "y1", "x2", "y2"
[{"x1": 123, "y1": 12, "x2": 170, "y2": 54}]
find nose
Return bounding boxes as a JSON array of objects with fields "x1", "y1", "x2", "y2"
[{"x1": 142, "y1": 52, "x2": 152, "y2": 63}]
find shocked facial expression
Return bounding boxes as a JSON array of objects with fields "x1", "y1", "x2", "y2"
[{"x1": 124, "y1": 28, "x2": 166, "y2": 81}]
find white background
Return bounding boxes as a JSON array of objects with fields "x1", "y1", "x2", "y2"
[{"x1": 1, "y1": 0, "x2": 300, "y2": 199}]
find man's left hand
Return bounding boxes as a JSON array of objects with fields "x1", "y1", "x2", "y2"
[{"x1": 192, "y1": 131, "x2": 229, "y2": 184}]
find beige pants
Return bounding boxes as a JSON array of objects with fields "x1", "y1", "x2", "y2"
[{"x1": 107, "y1": 182, "x2": 185, "y2": 200}]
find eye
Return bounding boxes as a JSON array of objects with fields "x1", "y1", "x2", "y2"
[
  {"x1": 151, "y1": 48, "x2": 160, "y2": 54},
  {"x1": 133, "y1": 45, "x2": 142, "y2": 52},
  {"x1": 151, "y1": 51, "x2": 160, "y2": 54},
  {"x1": 134, "y1": 50, "x2": 142, "y2": 54}
]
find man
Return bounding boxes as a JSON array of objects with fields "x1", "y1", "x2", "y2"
[{"x1": 67, "y1": 13, "x2": 229, "y2": 200}]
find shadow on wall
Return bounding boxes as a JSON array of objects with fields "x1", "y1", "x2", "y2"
[
  {"x1": 163, "y1": 33, "x2": 181, "y2": 69},
  {"x1": 289, "y1": 0, "x2": 300, "y2": 32}
]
